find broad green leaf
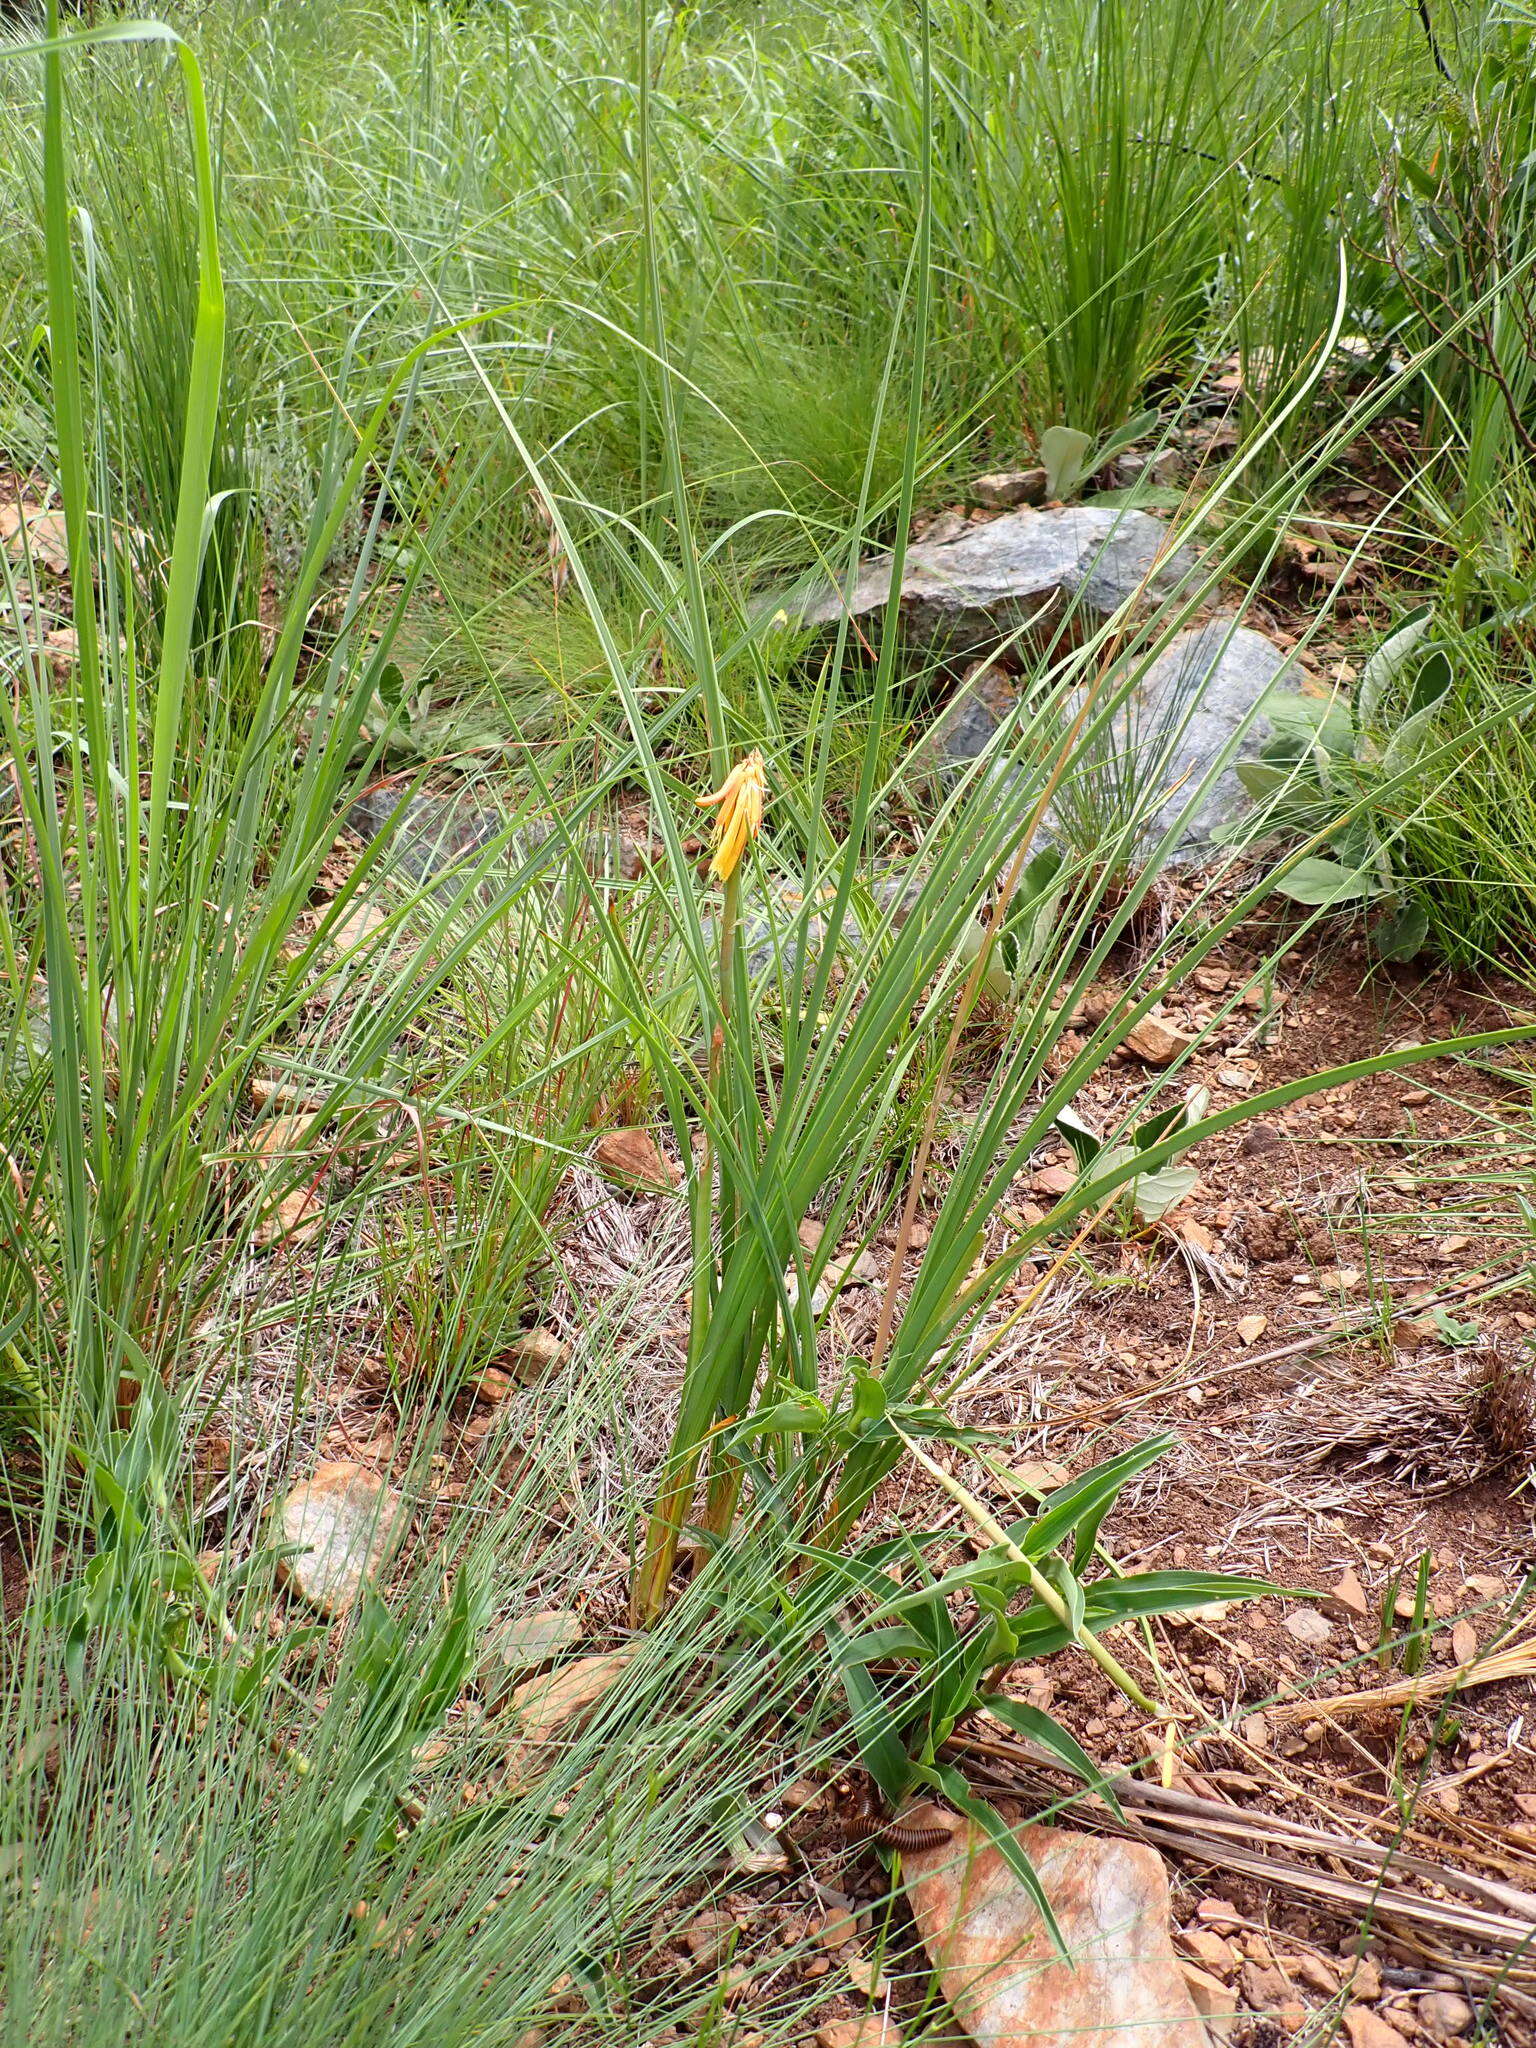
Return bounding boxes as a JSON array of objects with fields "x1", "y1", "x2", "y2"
[
  {"x1": 828, "y1": 1622, "x2": 911, "y2": 1808},
  {"x1": 881, "y1": 1550, "x2": 1040, "y2": 1613},
  {"x1": 1272, "y1": 857, "x2": 1383, "y2": 906},
  {"x1": 1382, "y1": 700, "x2": 1444, "y2": 778},
  {"x1": 1129, "y1": 1162, "x2": 1199, "y2": 1222},
  {"x1": 1358, "y1": 604, "x2": 1432, "y2": 728},
  {"x1": 736, "y1": 1398, "x2": 828, "y2": 1440},
  {"x1": 1235, "y1": 760, "x2": 1295, "y2": 803},
  {"x1": 1012, "y1": 1437, "x2": 1175, "y2": 1561},
  {"x1": 1398, "y1": 155, "x2": 1441, "y2": 200},
  {"x1": 1039, "y1": 425, "x2": 1094, "y2": 501},
  {"x1": 1374, "y1": 899, "x2": 1429, "y2": 962},
  {"x1": 1041, "y1": 1555, "x2": 1087, "y2": 1633},
  {"x1": 934, "y1": 1628, "x2": 1003, "y2": 1741},
  {"x1": 1409, "y1": 648, "x2": 1453, "y2": 714},
  {"x1": 1089, "y1": 484, "x2": 1187, "y2": 511},
  {"x1": 850, "y1": 1367, "x2": 887, "y2": 1427},
  {"x1": 835, "y1": 1626, "x2": 933, "y2": 1663},
  {"x1": 1054, "y1": 1104, "x2": 1103, "y2": 1173},
  {"x1": 1263, "y1": 691, "x2": 1355, "y2": 758},
  {"x1": 1081, "y1": 1570, "x2": 1278, "y2": 1627},
  {"x1": 1094, "y1": 409, "x2": 1162, "y2": 468},
  {"x1": 1133, "y1": 1088, "x2": 1206, "y2": 1154}
]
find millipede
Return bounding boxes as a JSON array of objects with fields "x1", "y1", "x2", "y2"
[{"x1": 840, "y1": 1814, "x2": 955, "y2": 1854}]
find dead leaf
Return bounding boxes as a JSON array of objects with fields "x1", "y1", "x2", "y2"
[
  {"x1": 43, "y1": 626, "x2": 78, "y2": 675},
  {"x1": 254, "y1": 1185, "x2": 323, "y2": 1248},
  {"x1": 824, "y1": 1247, "x2": 882, "y2": 1289},
  {"x1": 1318, "y1": 1266, "x2": 1362, "y2": 1293},
  {"x1": 251, "y1": 1113, "x2": 323, "y2": 1161},
  {"x1": 480, "y1": 1611, "x2": 583, "y2": 1697},
  {"x1": 327, "y1": 901, "x2": 390, "y2": 952},
  {"x1": 509, "y1": 1648, "x2": 636, "y2": 1747},
  {"x1": 250, "y1": 1075, "x2": 326, "y2": 1113},
  {"x1": 592, "y1": 1127, "x2": 681, "y2": 1191},
  {"x1": 1, "y1": 504, "x2": 70, "y2": 575}
]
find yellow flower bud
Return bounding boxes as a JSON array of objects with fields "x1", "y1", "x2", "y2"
[{"x1": 696, "y1": 749, "x2": 766, "y2": 883}]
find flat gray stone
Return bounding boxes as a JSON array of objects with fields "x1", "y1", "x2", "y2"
[
  {"x1": 728, "y1": 866, "x2": 925, "y2": 981},
  {"x1": 924, "y1": 617, "x2": 1294, "y2": 860},
  {"x1": 347, "y1": 784, "x2": 643, "y2": 897},
  {"x1": 786, "y1": 505, "x2": 1200, "y2": 658}
]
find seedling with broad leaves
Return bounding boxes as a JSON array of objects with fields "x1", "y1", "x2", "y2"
[
  {"x1": 1230, "y1": 606, "x2": 1454, "y2": 960},
  {"x1": 1054, "y1": 1085, "x2": 1212, "y2": 1227}
]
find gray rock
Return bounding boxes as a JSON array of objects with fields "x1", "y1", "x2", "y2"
[
  {"x1": 922, "y1": 616, "x2": 1294, "y2": 861},
  {"x1": 275, "y1": 1461, "x2": 404, "y2": 1617},
  {"x1": 909, "y1": 664, "x2": 1021, "y2": 794},
  {"x1": 916, "y1": 507, "x2": 973, "y2": 545},
  {"x1": 347, "y1": 784, "x2": 506, "y2": 888},
  {"x1": 346, "y1": 784, "x2": 643, "y2": 897},
  {"x1": 786, "y1": 505, "x2": 1200, "y2": 658},
  {"x1": 1054, "y1": 618, "x2": 1294, "y2": 857},
  {"x1": 1110, "y1": 448, "x2": 1181, "y2": 489},
  {"x1": 729, "y1": 865, "x2": 926, "y2": 981}
]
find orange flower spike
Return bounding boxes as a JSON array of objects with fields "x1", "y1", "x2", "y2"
[{"x1": 696, "y1": 749, "x2": 767, "y2": 883}]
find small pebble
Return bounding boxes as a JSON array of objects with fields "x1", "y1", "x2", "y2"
[{"x1": 1417, "y1": 1991, "x2": 1475, "y2": 2042}]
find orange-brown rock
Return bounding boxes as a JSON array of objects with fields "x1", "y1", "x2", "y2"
[{"x1": 905, "y1": 1804, "x2": 1207, "y2": 2045}]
